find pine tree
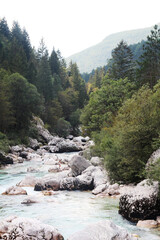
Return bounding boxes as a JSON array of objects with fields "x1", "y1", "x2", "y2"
[
  {"x1": 36, "y1": 39, "x2": 53, "y2": 102},
  {"x1": 137, "y1": 25, "x2": 160, "y2": 88},
  {"x1": 108, "y1": 40, "x2": 135, "y2": 81}
]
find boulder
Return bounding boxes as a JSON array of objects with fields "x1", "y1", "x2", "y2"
[
  {"x1": 21, "y1": 196, "x2": 39, "y2": 204},
  {"x1": 137, "y1": 220, "x2": 158, "y2": 228},
  {"x1": 119, "y1": 180, "x2": 160, "y2": 222},
  {"x1": 34, "y1": 116, "x2": 54, "y2": 143},
  {"x1": 17, "y1": 175, "x2": 37, "y2": 187},
  {"x1": 19, "y1": 151, "x2": 28, "y2": 158},
  {"x1": 69, "y1": 155, "x2": 91, "y2": 177},
  {"x1": 82, "y1": 166, "x2": 109, "y2": 189},
  {"x1": 92, "y1": 184, "x2": 107, "y2": 195},
  {"x1": 0, "y1": 216, "x2": 64, "y2": 240},
  {"x1": 76, "y1": 173, "x2": 93, "y2": 190},
  {"x1": 0, "y1": 152, "x2": 13, "y2": 165},
  {"x1": 146, "y1": 148, "x2": 160, "y2": 169},
  {"x1": 28, "y1": 137, "x2": 40, "y2": 150},
  {"x1": 60, "y1": 177, "x2": 78, "y2": 190},
  {"x1": 2, "y1": 186, "x2": 27, "y2": 195},
  {"x1": 68, "y1": 220, "x2": 132, "y2": 240},
  {"x1": 10, "y1": 145, "x2": 23, "y2": 153},
  {"x1": 34, "y1": 179, "x2": 60, "y2": 191},
  {"x1": 90, "y1": 156, "x2": 103, "y2": 166},
  {"x1": 107, "y1": 183, "x2": 120, "y2": 196},
  {"x1": 56, "y1": 140, "x2": 82, "y2": 153},
  {"x1": 48, "y1": 136, "x2": 64, "y2": 146}
]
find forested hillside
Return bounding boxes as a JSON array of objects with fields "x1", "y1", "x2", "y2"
[
  {"x1": 81, "y1": 25, "x2": 160, "y2": 184},
  {"x1": 66, "y1": 25, "x2": 157, "y2": 73},
  {"x1": 0, "y1": 18, "x2": 87, "y2": 150}
]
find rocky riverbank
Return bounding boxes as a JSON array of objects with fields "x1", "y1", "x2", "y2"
[{"x1": 0, "y1": 117, "x2": 160, "y2": 239}]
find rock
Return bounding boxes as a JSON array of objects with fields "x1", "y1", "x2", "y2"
[
  {"x1": 60, "y1": 177, "x2": 78, "y2": 190},
  {"x1": 17, "y1": 156, "x2": 24, "y2": 163},
  {"x1": 0, "y1": 152, "x2": 13, "y2": 165},
  {"x1": 90, "y1": 156, "x2": 103, "y2": 166},
  {"x1": 68, "y1": 220, "x2": 132, "y2": 240},
  {"x1": 19, "y1": 151, "x2": 28, "y2": 158},
  {"x1": 0, "y1": 216, "x2": 64, "y2": 240},
  {"x1": 21, "y1": 197, "x2": 39, "y2": 204},
  {"x1": 2, "y1": 186, "x2": 27, "y2": 195},
  {"x1": 48, "y1": 165, "x2": 60, "y2": 173},
  {"x1": 28, "y1": 137, "x2": 40, "y2": 150},
  {"x1": 27, "y1": 152, "x2": 42, "y2": 161},
  {"x1": 34, "y1": 116, "x2": 54, "y2": 143},
  {"x1": 17, "y1": 175, "x2": 37, "y2": 187},
  {"x1": 73, "y1": 136, "x2": 88, "y2": 143},
  {"x1": 10, "y1": 145, "x2": 23, "y2": 153},
  {"x1": 69, "y1": 155, "x2": 91, "y2": 177},
  {"x1": 107, "y1": 183, "x2": 120, "y2": 196},
  {"x1": 66, "y1": 135, "x2": 74, "y2": 140},
  {"x1": 119, "y1": 180, "x2": 160, "y2": 222},
  {"x1": 82, "y1": 166, "x2": 109, "y2": 188},
  {"x1": 157, "y1": 216, "x2": 160, "y2": 226},
  {"x1": 137, "y1": 220, "x2": 158, "y2": 228},
  {"x1": 56, "y1": 140, "x2": 82, "y2": 153},
  {"x1": 79, "y1": 148, "x2": 92, "y2": 160},
  {"x1": 34, "y1": 179, "x2": 60, "y2": 191},
  {"x1": 146, "y1": 148, "x2": 160, "y2": 169},
  {"x1": 92, "y1": 184, "x2": 107, "y2": 195},
  {"x1": 76, "y1": 173, "x2": 93, "y2": 190},
  {"x1": 27, "y1": 167, "x2": 39, "y2": 173},
  {"x1": 48, "y1": 136, "x2": 64, "y2": 146}
]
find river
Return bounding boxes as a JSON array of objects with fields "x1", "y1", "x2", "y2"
[{"x1": 0, "y1": 152, "x2": 160, "y2": 239}]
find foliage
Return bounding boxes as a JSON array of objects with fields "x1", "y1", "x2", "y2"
[
  {"x1": 56, "y1": 118, "x2": 71, "y2": 138},
  {"x1": 96, "y1": 84, "x2": 160, "y2": 183},
  {"x1": 81, "y1": 76, "x2": 135, "y2": 136},
  {"x1": 147, "y1": 158, "x2": 160, "y2": 183}
]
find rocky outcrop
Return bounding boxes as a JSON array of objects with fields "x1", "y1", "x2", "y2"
[
  {"x1": 2, "y1": 186, "x2": 27, "y2": 195},
  {"x1": 0, "y1": 152, "x2": 13, "y2": 166},
  {"x1": 69, "y1": 155, "x2": 91, "y2": 177},
  {"x1": 68, "y1": 220, "x2": 133, "y2": 240},
  {"x1": 0, "y1": 216, "x2": 64, "y2": 240},
  {"x1": 119, "y1": 180, "x2": 160, "y2": 222}
]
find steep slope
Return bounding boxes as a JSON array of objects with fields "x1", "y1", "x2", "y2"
[{"x1": 66, "y1": 25, "x2": 156, "y2": 73}]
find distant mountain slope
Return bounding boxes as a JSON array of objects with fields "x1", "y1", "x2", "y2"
[{"x1": 66, "y1": 25, "x2": 157, "y2": 73}]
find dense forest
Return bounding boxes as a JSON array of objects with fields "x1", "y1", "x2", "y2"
[
  {"x1": 0, "y1": 18, "x2": 160, "y2": 184},
  {"x1": 0, "y1": 18, "x2": 87, "y2": 149}
]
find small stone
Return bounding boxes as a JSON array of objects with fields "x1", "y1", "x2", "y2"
[{"x1": 137, "y1": 220, "x2": 158, "y2": 228}]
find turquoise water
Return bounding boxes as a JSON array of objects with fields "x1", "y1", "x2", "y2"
[{"x1": 0, "y1": 153, "x2": 160, "y2": 239}]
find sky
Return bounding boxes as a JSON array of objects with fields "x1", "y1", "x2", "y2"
[{"x1": 1, "y1": 0, "x2": 160, "y2": 57}]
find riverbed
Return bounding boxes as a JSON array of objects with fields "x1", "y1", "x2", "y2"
[{"x1": 0, "y1": 152, "x2": 160, "y2": 239}]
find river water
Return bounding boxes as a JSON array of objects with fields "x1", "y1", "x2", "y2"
[{"x1": 0, "y1": 152, "x2": 160, "y2": 240}]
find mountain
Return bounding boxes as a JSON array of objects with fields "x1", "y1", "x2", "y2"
[{"x1": 66, "y1": 25, "x2": 158, "y2": 73}]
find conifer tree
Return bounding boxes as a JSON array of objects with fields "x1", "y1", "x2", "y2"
[
  {"x1": 137, "y1": 25, "x2": 160, "y2": 88},
  {"x1": 108, "y1": 40, "x2": 135, "y2": 81}
]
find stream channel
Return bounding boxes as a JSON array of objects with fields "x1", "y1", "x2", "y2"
[{"x1": 0, "y1": 152, "x2": 160, "y2": 239}]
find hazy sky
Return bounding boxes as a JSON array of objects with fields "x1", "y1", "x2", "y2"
[{"x1": 1, "y1": 0, "x2": 160, "y2": 57}]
